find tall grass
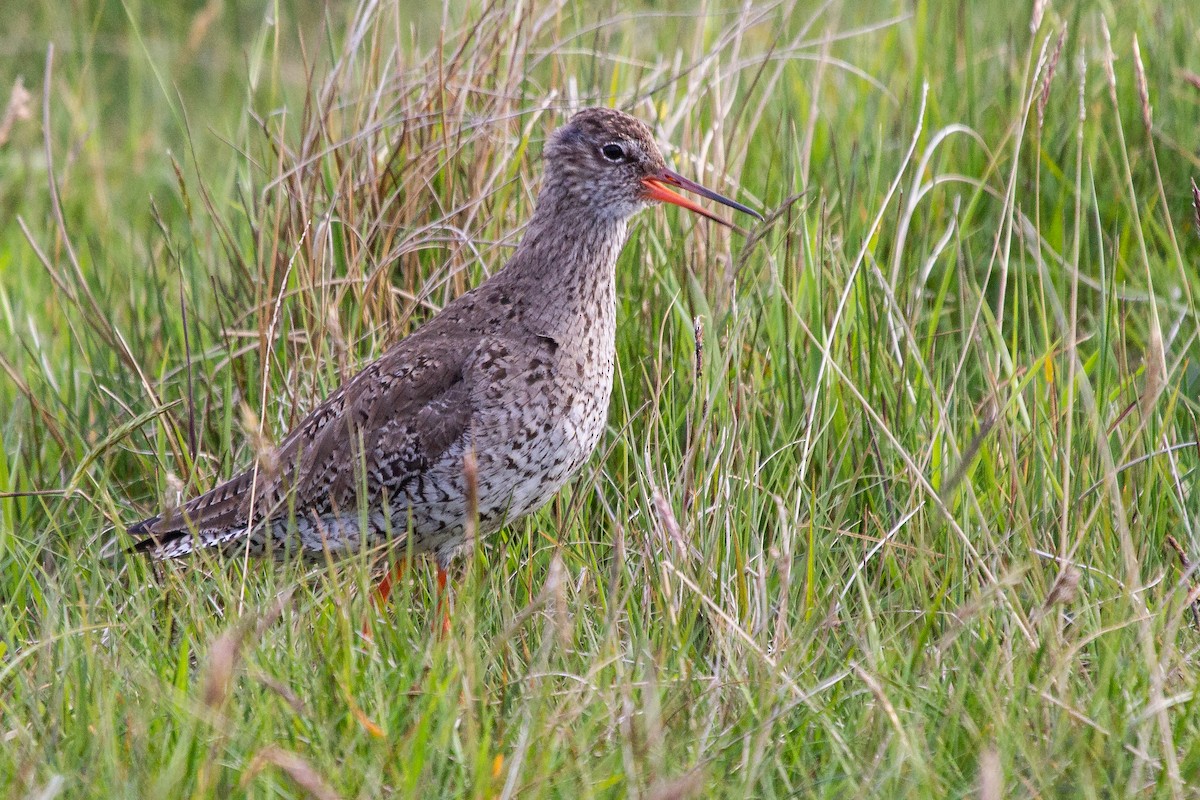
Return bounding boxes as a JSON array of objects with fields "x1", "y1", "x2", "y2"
[{"x1": 3, "y1": 0, "x2": 1200, "y2": 796}]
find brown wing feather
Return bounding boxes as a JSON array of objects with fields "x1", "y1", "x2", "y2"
[
  {"x1": 294, "y1": 343, "x2": 472, "y2": 511},
  {"x1": 130, "y1": 332, "x2": 477, "y2": 554}
]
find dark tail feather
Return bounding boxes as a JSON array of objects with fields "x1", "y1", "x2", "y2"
[{"x1": 127, "y1": 516, "x2": 191, "y2": 556}]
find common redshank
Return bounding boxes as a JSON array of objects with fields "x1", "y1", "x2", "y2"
[{"x1": 129, "y1": 107, "x2": 761, "y2": 605}]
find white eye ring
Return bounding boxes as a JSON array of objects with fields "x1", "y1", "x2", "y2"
[{"x1": 601, "y1": 143, "x2": 626, "y2": 162}]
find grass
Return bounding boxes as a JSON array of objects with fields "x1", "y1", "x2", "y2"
[{"x1": 4, "y1": 0, "x2": 1200, "y2": 796}]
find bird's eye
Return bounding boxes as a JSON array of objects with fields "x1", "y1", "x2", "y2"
[{"x1": 601, "y1": 143, "x2": 626, "y2": 162}]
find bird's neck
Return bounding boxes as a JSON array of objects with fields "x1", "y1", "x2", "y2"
[{"x1": 500, "y1": 188, "x2": 630, "y2": 335}]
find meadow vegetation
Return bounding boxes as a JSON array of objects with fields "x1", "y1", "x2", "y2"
[{"x1": 3, "y1": 0, "x2": 1200, "y2": 796}]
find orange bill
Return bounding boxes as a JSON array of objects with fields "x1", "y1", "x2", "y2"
[{"x1": 641, "y1": 168, "x2": 763, "y2": 227}]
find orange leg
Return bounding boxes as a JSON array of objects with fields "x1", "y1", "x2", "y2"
[
  {"x1": 362, "y1": 561, "x2": 406, "y2": 640},
  {"x1": 374, "y1": 560, "x2": 407, "y2": 607},
  {"x1": 363, "y1": 560, "x2": 450, "y2": 639}
]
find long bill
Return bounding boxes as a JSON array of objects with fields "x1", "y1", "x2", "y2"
[{"x1": 641, "y1": 168, "x2": 763, "y2": 227}]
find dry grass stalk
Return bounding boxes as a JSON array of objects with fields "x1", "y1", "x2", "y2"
[
  {"x1": 1191, "y1": 178, "x2": 1200, "y2": 237},
  {"x1": 1034, "y1": 566, "x2": 1081, "y2": 623},
  {"x1": 201, "y1": 589, "x2": 293, "y2": 712},
  {"x1": 978, "y1": 747, "x2": 1002, "y2": 800},
  {"x1": 241, "y1": 746, "x2": 343, "y2": 800},
  {"x1": 462, "y1": 447, "x2": 479, "y2": 545},
  {"x1": 1164, "y1": 535, "x2": 1200, "y2": 626},
  {"x1": 646, "y1": 769, "x2": 705, "y2": 800},
  {"x1": 1131, "y1": 35, "x2": 1152, "y2": 132},
  {"x1": 0, "y1": 77, "x2": 33, "y2": 147},
  {"x1": 1030, "y1": 0, "x2": 1047, "y2": 34},
  {"x1": 1140, "y1": 315, "x2": 1166, "y2": 413},
  {"x1": 652, "y1": 486, "x2": 688, "y2": 561},
  {"x1": 1037, "y1": 28, "x2": 1067, "y2": 129}
]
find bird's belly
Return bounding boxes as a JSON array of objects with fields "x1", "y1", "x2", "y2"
[
  {"x1": 301, "y1": 360, "x2": 614, "y2": 560},
  {"x1": 470, "y1": 373, "x2": 611, "y2": 523}
]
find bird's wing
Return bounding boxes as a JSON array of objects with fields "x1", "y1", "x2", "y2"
[
  {"x1": 288, "y1": 339, "x2": 476, "y2": 512},
  {"x1": 129, "y1": 332, "x2": 479, "y2": 555}
]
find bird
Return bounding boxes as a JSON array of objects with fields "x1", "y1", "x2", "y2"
[{"x1": 128, "y1": 107, "x2": 761, "y2": 606}]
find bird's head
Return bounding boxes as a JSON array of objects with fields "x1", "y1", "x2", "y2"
[{"x1": 541, "y1": 107, "x2": 762, "y2": 226}]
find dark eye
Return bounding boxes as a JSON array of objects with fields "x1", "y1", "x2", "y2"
[{"x1": 601, "y1": 143, "x2": 626, "y2": 162}]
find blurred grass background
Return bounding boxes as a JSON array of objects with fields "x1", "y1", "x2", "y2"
[{"x1": 4, "y1": 0, "x2": 1200, "y2": 797}]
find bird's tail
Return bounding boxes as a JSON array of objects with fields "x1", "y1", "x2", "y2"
[
  {"x1": 127, "y1": 515, "x2": 199, "y2": 559},
  {"x1": 128, "y1": 514, "x2": 262, "y2": 559},
  {"x1": 128, "y1": 470, "x2": 265, "y2": 559}
]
